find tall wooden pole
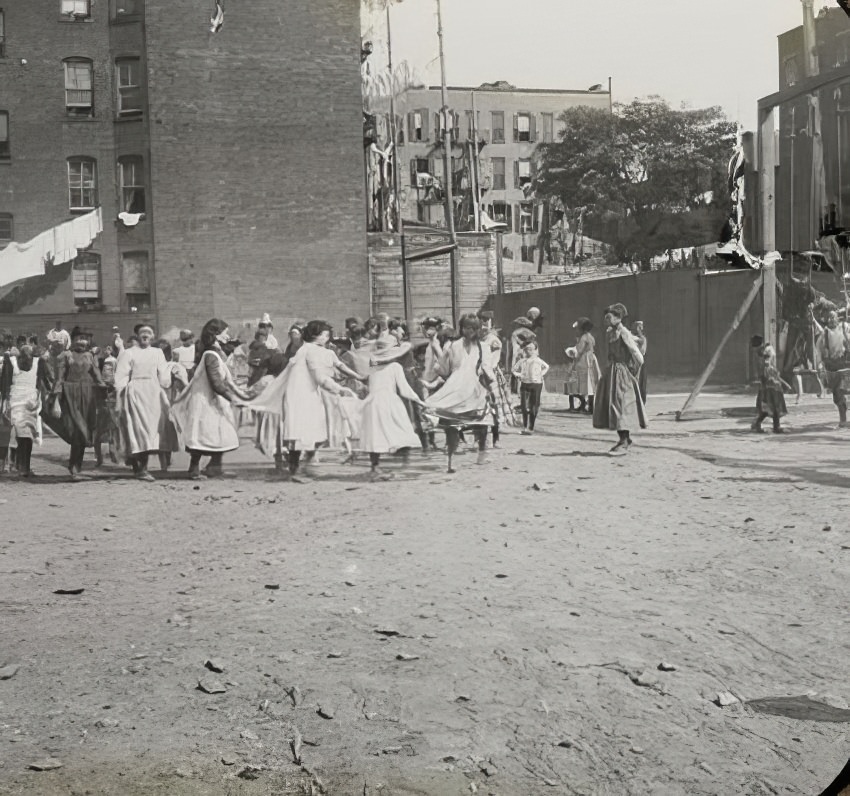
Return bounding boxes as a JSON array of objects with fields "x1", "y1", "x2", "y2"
[
  {"x1": 386, "y1": 4, "x2": 410, "y2": 320},
  {"x1": 436, "y1": 0, "x2": 458, "y2": 323},
  {"x1": 471, "y1": 89, "x2": 481, "y2": 232}
]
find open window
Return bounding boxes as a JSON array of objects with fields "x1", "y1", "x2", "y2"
[
  {"x1": 0, "y1": 111, "x2": 9, "y2": 159},
  {"x1": 122, "y1": 250, "x2": 151, "y2": 310},
  {"x1": 0, "y1": 213, "x2": 12, "y2": 247},
  {"x1": 61, "y1": 0, "x2": 91, "y2": 18},
  {"x1": 118, "y1": 155, "x2": 145, "y2": 214},
  {"x1": 64, "y1": 58, "x2": 93, "y2": 116}
]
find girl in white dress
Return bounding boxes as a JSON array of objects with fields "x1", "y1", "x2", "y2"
[
  {"x1": 170, "y1": 319, "x2": 252, "y2": 479},
  {"x1": 248, "y1": 320, "x2": 358, "y2": 481},
  {"x1": 114, "y1": 323, "x2": 174, "y2": 481},
  {"x1": 358, "y1": 338, "x2": 425, "y2": 481}
]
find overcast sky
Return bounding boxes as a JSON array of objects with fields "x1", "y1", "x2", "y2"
[{"x1": 363, "y1": 0, "x2": 815, "y2": 130}]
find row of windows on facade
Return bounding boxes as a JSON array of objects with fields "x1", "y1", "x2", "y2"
[
  {"x1": 24, "y1": 58, "x2": 144, "y2": 118},
  {"x1": 402, "y1": 110, "x2": 556, "y2": 145},
  {"x1": 416, "y1": 202, "x2": 542, "y2": 235},
  {"x1": 0, "y1": 133, "x2": 145, "y2": 214},
  {"x1": 0, "y1": 3, "x2": 142, "y2": 59},
  {"x1": 0, "y1": 228, "x2": 150, "y2": 309},
  {"x1": 410, "y1": 156, "x2": 533, "y2": 190},
  {"x1": 58, "y1": 0, "x2": 142, "y2": 17}
]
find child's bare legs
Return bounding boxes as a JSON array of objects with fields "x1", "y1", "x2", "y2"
[
  {"x1": 795, "y1": 374, "x2": 803, "y2": 405},
  {"x1": 474, "y1": 427, "x2": 488, "y2": 465},
  {"x1": 445, "y1": 427, "x2": 459, "y2": 473}
]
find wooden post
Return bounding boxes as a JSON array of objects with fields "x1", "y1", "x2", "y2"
[
  {"x1": 762, "y1": 260, "x2": 777, "y2": 349},
  {"x1": 758, "y1": 106, "x2": 776, "y2": 252},
  {"x1": 676, "y1": 273, "x2": 764, "y2": 420}
]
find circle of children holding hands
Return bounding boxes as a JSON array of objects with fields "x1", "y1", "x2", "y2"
[{"x1": 0, "y1": 301, "x2": 653, "y2": 481}]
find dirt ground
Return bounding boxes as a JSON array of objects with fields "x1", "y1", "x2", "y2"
[{"x1": 1, "y1": 389, "x2": 849, "y2": 796}]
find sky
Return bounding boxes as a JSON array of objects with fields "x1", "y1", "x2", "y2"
[{"x1": 362, "y1": 0, "x2": 814, "y2": 130}]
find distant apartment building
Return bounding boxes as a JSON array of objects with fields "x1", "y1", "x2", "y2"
[
  {"x1": 0, "y1": 0, "x2": 368, "y2": 332},
  {"x1": 395, "y1": 81, "x2": 611, "y2": 262}
]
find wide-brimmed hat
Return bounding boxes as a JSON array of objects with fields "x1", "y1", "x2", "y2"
[
  {"x1": 512, "y1": 316, "x2": 533, "y2": 328},
  {"x1": 370, "y1": 338, "x2": 411, "y2": 366},
  {"x1": 70, "y1": 326, "x2": 94, "y2": 339},
  {"x1": 605, "y1": 303, "x2": 628, "y2": 320},
  {"x1": 179, "y1": 329, "x2": 194, "y2": 342}
]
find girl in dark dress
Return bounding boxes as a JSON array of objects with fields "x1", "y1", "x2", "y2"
[
  {"x1": 52, "y1": 327, "x2": 106, "y2": 480},
  {"x1": 592, "y1": 304, "x2": 646, "y2": 456}
]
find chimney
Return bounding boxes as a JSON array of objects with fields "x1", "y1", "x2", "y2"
[{"x1": 801, "y1": 0, "x2": 820, "y2": 77}]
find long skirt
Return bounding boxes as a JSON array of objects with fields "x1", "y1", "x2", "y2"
[
  {"x1": 756, "y1": 386, "x2": 787, "y2": 417},
  {"x1": 592, "y1": 362, "x2": 647, "y2": 431},
  {"x1": 357, "y1": 391, "x2": 421, "y2": 454},
  {"x1": 490, "y1": 367, "x2": 516, "y2": 426},
  {"x1": 118, "y1": 379, "x2": 173, "y2": 455},
  {"x1": 58, "y1": 382, "x2": 101, "y2": 446}
]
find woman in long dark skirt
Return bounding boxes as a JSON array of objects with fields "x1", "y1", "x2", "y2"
[{"x1": 592, "y1": 304, "x2": 646, "y2": 456}]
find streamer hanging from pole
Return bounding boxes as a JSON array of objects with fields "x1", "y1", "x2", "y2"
[{"x1": 210, "y1": 1, "x2": 224, "y2": 33}]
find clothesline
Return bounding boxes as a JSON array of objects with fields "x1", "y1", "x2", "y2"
[{"x1": 0, "y1": 207, "x2": 103, "y2": 290}]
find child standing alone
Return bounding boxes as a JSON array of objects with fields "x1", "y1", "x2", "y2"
[
  {"x1": 513, "y1": 340, "x2": 549, "y2": 435},
  {"x1": 750, "y1": 335, "x2": 787, "y2": 434}
]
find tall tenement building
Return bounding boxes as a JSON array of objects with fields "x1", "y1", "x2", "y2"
[
  {"x1": 0, "y1": 0, "x2": 367, "y2": 334},
  {"x1": 396, "y1": 82, "x2": 611, "y2": 262}
]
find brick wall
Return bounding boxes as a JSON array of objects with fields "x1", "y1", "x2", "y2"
[
  {"x1": 0, "y1": 3, "x2": 123, "y2": 311},
  {"x1": 144, "y1": 0, "x2": 369, "y2": 334}
]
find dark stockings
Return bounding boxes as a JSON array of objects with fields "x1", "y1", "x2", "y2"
[
  {"x1": 69, "y1": 434, "x2": 86, "y2": 474},
  {"x1": 15, "y1": 438, "x2": 33, "y2": 474}
]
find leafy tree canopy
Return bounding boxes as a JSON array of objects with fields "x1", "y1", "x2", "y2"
[{"x1": 534, "y1": 97, "x2": 737, "y2": 263}]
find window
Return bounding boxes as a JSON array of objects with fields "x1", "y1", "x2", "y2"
[
  {"x1": 514, "y1": 112, "x2": 536, "y2": 142},
  {"x1": 67, "y1": 157, "x2": 98, "y2": 210},
  {"x1": 491, "y1": 157, "x2": 505, "y2": 190},
  {"x1": 486, "y1": 202, "x2": 512, "y2": 232},
  {"x1": 408, "y1": 108, "x2": 428, "y2": 142},
  {"x1": 64, "y1": 58, "x2": 93, "y2": 115},
  {"x1": 0, "y1": 213, "x2": 11, "y2": 246},
  {"x1": 0, "y1": 9, "x2": 6, "y2": 58},
  {"x1": 837, "y1": 31, "x2": 850, "y2": 67},
  {"x1": 122, "y1": 250, "x2": 150, "y2": 310},
  {"x1": 541, "y1": 113, "x2": 554, "y2": 143},
  {"x1": 116, "y1": 58, "x2": 143, "y2": 115},
  {"x1": 491, "y1": 111, "x2": 504, "y2": 144},
  {"x1": 118, "y1": 155, "x2": 145, "y2": 213},
  {"x1": 112, "y1": 0, "x2": 141, "y2": 18},
  {"x1": 0, "y1": 111, "x2": 8, "y2": 159},
  {"x1": 521, "y1": 244, "x2": 536, "y2": 263},
  {"x1": 409, "y1": 157, "x2": 432, "y2": 187},
  {"x1": 518, "y1": 201, "x2": 538, "y2": 233},
  {"x1": 72, "y1": 252, "x2": 100, "y2": 305},
  {"x1": 61, "y1": 0, "x2": 91, "y2": 17},
  {"x1": 515, "y1": 158, "x2": 532, "y2": 188},
  {"x1": 784, "y1": 56, "x2": 799, "y2": 88}
]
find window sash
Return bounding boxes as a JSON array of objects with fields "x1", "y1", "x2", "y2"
[
  {"x1": 68, "y1": 160, "x2": 97, "y2": 208},
  {"x1": 0, "y1": 215, "x2": 12, "y2": 243},
  {"x1": 492, "y1": 158, "x2": 505, "y2": 190},
  {"x1": 491, "y1": 112, "x2": 504, "y2": 143},
  {"x1": 61, "y1": 0, "x2": 90, "y2": 15},
  {"x1": 0, "y1": 112, "x2": 8, "y2": 142}
]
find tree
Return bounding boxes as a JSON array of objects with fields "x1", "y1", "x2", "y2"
[{"x1": 534, "y1": 98, "x2": 737, "y2": 266}]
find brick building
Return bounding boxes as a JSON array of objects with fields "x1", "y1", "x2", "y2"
[
  {"x1": 395, "y1": 82, "x2": 611, "y2": 262},
  {"x1": 0, "y1": 0, "x2": 367, "y2": 335}
]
